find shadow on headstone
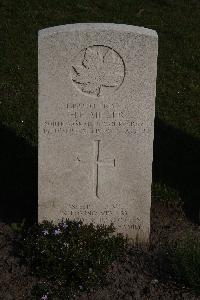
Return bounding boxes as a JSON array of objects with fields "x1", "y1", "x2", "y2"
[
  {"x1": 153, "y1": 117, "x2": 200, "y2": 223},
  {"x1": 0, "y1": 123, "x2": 37, "y2": 225},
  {"x1": 0, "y1": 119, "x2": 199, "y2": 225}
]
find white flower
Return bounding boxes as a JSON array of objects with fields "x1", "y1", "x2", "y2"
[
  {"x1": 62, "y1": 222, "x2": 68, "y2": 229},
  {"x1": 41, "y1": 295, "x2": 48, "y2": 300},
  {"x1": 54, "y1": 228, "x2": 61, "y2": 235},
  {"x1": 63, "y1": 242, "x2": 69, "y2": 248},
  {"x1": 151, "y1": 279, "x2": 159, "y2": 285},
  {"x1": 42, "y1": 229, "x2": 49, "y2": 236}
]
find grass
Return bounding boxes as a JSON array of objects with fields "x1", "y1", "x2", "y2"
[{"x1": 167, "y1": 231, "x2": 200, "y2": 293}]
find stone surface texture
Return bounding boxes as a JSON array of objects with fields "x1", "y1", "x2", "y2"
[{"x1": 38, "y1": 23, "x2": 158, "y2": 242}]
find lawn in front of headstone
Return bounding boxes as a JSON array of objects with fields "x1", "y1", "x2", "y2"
[{"x1": 1, "y1": 200, "x2": 200, "y2": 299}]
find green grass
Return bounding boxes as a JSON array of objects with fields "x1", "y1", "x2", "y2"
[
  {"x1": 167, "y1": 231, "x2": 200, "y2": 293},
  {"x1": 0, "y1": 0, "x2": 199, "y2": 220}
]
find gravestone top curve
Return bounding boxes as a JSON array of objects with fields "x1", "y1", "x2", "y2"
[{"x1": 38, "y1": 23, "x2": 158, "y2": 38}]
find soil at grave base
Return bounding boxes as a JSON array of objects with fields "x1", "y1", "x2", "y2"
[{"x1": 0, "y1": 201, "x2": 200, "y2": 300}]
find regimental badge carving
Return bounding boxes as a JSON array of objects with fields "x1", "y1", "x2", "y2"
[{"x1": 71, "y1": 45, "x2": 125, "y2": 97}]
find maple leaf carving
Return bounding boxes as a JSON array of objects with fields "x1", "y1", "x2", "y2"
[{"x1": 71, "y1": 46, "x2": 125, "y2": 97}]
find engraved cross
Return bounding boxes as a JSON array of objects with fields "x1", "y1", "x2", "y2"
[{"x1": 76, "y1": 140, "x2": 116, "y2": 198}]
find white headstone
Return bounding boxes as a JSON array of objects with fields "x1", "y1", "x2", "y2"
[{"x1": 38, "y1": 23, "x2": 158, "y2": 243}]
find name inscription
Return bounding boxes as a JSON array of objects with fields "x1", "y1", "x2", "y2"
[{"x1": 42, "y1": 102, "x2": 152, "y2": 136}]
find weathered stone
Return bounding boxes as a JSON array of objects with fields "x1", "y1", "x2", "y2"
[{"x1": 38, "y1": 23, "x2": 158, "y2": 242}]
